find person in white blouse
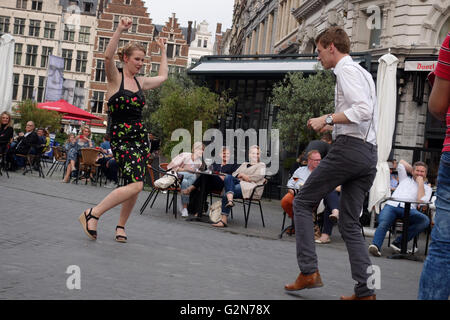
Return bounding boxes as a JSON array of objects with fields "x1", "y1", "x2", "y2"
[
  {"x1": 369, "y1": 160, "x2": 431, "y2": 257},
  {"x1": 285, "y1": 27, "x2": 378, "y2": 300}
]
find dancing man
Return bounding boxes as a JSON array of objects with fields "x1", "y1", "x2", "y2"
[
  {"x1": 79, "y1": 17, "x2": 168, "y2": 243},
  {"x1": 284, "y1": 27, "x2": 378, "y2": 300}
]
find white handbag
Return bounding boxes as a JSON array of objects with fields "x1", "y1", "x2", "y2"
[
  {"x1": 154, "y1": 173, "x2": 176, "y2": 189},
  {"x1": 209, "y1": 200, "x2": 222, "y2": 223}
]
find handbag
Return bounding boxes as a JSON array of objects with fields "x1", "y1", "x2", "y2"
[
  {"x1": 154, "y1": 173, "x2": 176, "y2": 189},
  {"x1": 209, "y1": 200, "x2": 222, "y2": 223}
]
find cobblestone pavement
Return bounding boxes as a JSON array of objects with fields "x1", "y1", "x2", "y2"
[{"x1": 0, "y1": 168, "x2": 427, "y2": 300}]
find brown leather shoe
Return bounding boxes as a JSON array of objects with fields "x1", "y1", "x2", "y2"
[
  {"x1": 284, "y1": 271, "x2": 323, "y2": 291},
  {"x1": 340, "y1": 294, "x2": 376, "y2": 300}
]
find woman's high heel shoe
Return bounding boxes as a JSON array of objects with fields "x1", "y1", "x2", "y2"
[
  {"x1": 115, "y1": 226, "x2": 127, "y2": 243},
  {"x1": 78, "y1": 208, "x2": 99, "y2": 240}
]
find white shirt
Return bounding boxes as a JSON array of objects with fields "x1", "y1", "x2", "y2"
[
  {"x1": 287, "y1": 166, "x2": 312, "y2": 190},
  {"x1": 386, "y1": 163, "x2": 432, "y2": 209},
  {"x1": 333, "y1": 55, "x2": 378, "y2": 145}
]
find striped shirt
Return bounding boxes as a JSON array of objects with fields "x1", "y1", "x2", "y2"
[{"x1": 435, "y1": 32, "x2": 450, "y2": 152}]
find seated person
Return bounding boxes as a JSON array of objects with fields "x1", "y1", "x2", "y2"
[
  {"x1": 0, "y1": 111, "x2": 14, "y2": 154},
  {"x1": 62, "y1": 133, "x2": 80, "y2": 183},
  {"x1": 13, "y1": 121, "x2": 40, "y2": 168},
  {"x1": 167, "y1": 142, "x2": 205, "y2": 217},
  {"x1": 316, "y1": 188, "x2": 340, "y2": 244},
  {"x1": 77, "y1": 126, "x2": 94, "y2": 149},
  {"x1": 182, "y1": 146, "x2": 240, "y2": 218},
  {"x1": 369, "y1": 160, "x2": 432, "y2": 257},
  {"x1": 212, "y1": 145, "x2": 266, "y2": 228},
  {"x1": 281, "y1": 150, "x2": 339, "y2": 241},
  {"x1": 100, "y1": 134, "x2": 111, "y2": 152},
  {"x1": 0, "y1": 111, "x2": 14, "y2": 171},
  {"x1": 281, "y1": 150, "x2": 322, "y2": 219}
]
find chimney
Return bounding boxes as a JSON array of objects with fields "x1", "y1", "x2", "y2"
[
  {"x1": 187, "y1": 21, "x2": 193, "y2": 44},
  {"x1": 216, "y1": 23, "x2": 222, "y2": 34}
]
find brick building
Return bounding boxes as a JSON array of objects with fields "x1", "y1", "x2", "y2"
[{"x1": 89, "y1": 2, "x2": 189, "y2": 131}]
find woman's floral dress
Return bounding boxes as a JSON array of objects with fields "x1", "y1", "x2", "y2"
[{"x1": 107, "y1": 70, "x2": 151, "y2": 184}]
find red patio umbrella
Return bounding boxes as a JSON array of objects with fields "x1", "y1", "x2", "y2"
[{"x1": 37, "y1": 99, "x2": 103, "y2": 121}]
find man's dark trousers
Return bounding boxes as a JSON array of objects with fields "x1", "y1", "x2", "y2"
[{"x1": 293, "y1": 135, "x2": 377, "y2": 297}]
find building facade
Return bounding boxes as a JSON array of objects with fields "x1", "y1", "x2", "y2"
[
  {"x1": 188, "y1": 20, "x2": 214, "y2": 66},
  {"x1": 1, "y1": 0, "x2": 98, "y2": 110}
]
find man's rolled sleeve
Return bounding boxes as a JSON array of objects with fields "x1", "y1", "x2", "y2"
[{"x1": 339, "y1": 67, "x2": 373, "y2": 124}]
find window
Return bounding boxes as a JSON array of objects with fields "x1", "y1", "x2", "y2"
[
  {"x1": 118, "y1": 39, "x2": 129, "y2": 48},
  {"x1": 31, "y1": 0, "x2": 42, "y2": 11},
  {"x1": 131, "y1": 17, "x2": 138, "y2": 33},
  {"x1": 13, "y1": 74, "x2": 20, "y2": 100},
  {"x1": 0, "y1": 16, "x2": 10, "y2": 34},
  {"x1": 14, "y1": 43, "x2": 22, "y2": 65},
  {"x1": 13, "y1": 18, "x2": 25, "y2": 35},
  {"x1": 167, "y1": 43, "x2": 174, "y2": 58},
  {"x1": 62, "y1": 49, "x2": 73, "y2": 71},
  {"x1": 16, "y1": 0, "x2": 27, "y2": 9},
  {"x1": 25, "y1": 45, "x2": 38, "y2": 66},
  {"x1": 150, "y1": 63, "x2": 159, "y2": 76},
  {"x1": 84, "y1": 2, "x2": 93, "y2": 13},
  {"x1": 22, "y1": 74, "x2": 35, "y2": 100},
  {"x1": 95, "y1": 59, "x2": 106, "y2": 82},
  {"x1": 98, "y1": 37, "x2": 110, "y2": 52},
  {"x1": 78, "y1": 26, "x2": 90, "y2": 43},
  {"x1": 76, "y1": 51, "x2": 88, "y2": 72},
  {"x1": 29, "y1": 20, "x2": 40, "y2": 37},
  {"x1": 140, "y1": 42, "x2": 148, "y2": 53},
  {"x1": 175, "y1": 45, "x2": 180, "y2": 57},
  {"x1": 44, "y1": 22, "x2": 56, "y2": 39},
  {"x1": 92, "y1": 91, "x2": 105, "y2": 114},
  {"x1": 37, "y1": 76, "x2": 45, "y2": 102},
  {"x1": 40, "y1": 46, "x2": 53, "y2": 68},
  {"x1": 113, "y1": 15, "x2": 120, "y2": 30},
  {"x1": 137, "y1": 64, "x2": 146, "y2": 76},
  {"x1": 203, "y1": 39, "x2": 208, "y2": 48},
  {"x1": 124, "y1": 0, "x2": 131, "y2": 4},
  {"x1": 197, "y1": 38, "x2": 202, "y2": 47},
  {"x1": 76, "y1": 81, "x2": 85, "y2": 88},
  {"x1": 64, "y1": 24, "x2": 76, "y2": 41}
]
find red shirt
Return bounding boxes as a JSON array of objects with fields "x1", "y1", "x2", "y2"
[{"x1": 435, "y1": 32, "x2": 450, "y2": 152}]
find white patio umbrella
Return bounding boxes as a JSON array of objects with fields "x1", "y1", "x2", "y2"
[
  {"x1": 0, "y1": 34, "x2": 15, "y2": 113},
  {"x1": 368, "y1": 53, "x2": 399, "y2": 221}
]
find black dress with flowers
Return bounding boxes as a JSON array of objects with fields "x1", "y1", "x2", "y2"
[{"x1": 107, "y1": 70, "x2": 150, "y2": 184}]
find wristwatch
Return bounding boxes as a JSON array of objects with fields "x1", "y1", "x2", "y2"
[{"x1": 325, "y1": 114, "x2": 334, "y2": 126}]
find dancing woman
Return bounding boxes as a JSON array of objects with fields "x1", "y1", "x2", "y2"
[{"x1": 79, "y1": 17, "x2": 168, "y2": 242}]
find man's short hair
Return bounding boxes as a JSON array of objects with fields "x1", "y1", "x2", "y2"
[
  {"x1": 307, "y1": 149, "x2": 321, "y2": 159},
  {"x1": 413, "y1": 161, "x2": 428, "y2": 172},
  {"x1": 315, "y1": 26, "x2": 350, "y2": 54}
]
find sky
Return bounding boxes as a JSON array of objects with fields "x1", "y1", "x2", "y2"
[{"x1": 144, "y1": 0, "x2": 235, "y2": 33}]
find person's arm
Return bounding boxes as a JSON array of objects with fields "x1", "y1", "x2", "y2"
[
  {"x1": 105, "y1": 17, "x2": 132, "y2": 84},
  {"x1": 308, "y1": 67, "x2": 372, "y2": 132},
  {"x1": 428, "y1": 76, "x2": 450, "y2": 121},
  {"x1": 415, "y1": 176, "x2": 426, "y2": 203},
  {"x1": 138, "y1": 38, "x2": 168, "y2": 90},
  {"x1": 399, "y1": 159, "x2": 413, "y2": 175}
]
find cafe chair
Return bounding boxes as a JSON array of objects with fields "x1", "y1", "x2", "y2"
[
  {"x1": 232, "y1": 178, "x2": 268, "y2": 228},
  {"x1": 140, "y1": 164, "x2": 182, "y2": 218},
  {"x1": 46, "y1": 146, "x2": 67, "y2": 178},
  {"x1": 77, "y1": 148, "x2": 100, "y2": 185},
  {"x1": 18, "y1": 148, "x2": 45, "y2": 178}
]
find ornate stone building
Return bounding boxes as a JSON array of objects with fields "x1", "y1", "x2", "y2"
[{"x1": 227, "y1": 0, "x2": 449, "y2": 181}]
